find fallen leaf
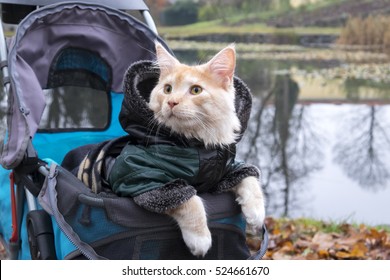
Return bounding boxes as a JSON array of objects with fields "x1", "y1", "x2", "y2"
[
  {"x1": 366, "y1": 228, "x2": 388, "y2": 247},
  {"x1": 279, "y1": 241, "x2": 295, "y2": 253},
  {"x1": 272, "y1": 250, "x2": 292, "y2": 260},
  {"x1": 312, "y1": 232, "x2": 335, "y2": 251},
  {"x1": 350, "y1": 242, "x2": 368, "y2": 259},
  {"x1": 295, "y1": 239, "x2": 314, "y2": 249},
  {"x1": 272, "y1": 228, "x2": 281, "y2": 235},
  {"x1": 250, "y1": 218, "x2": 390, "y2": 260},
  {"x1": 318, "y1": 250, "x2": 330, "y2": 259},
  {"x1": 247, "y1": 241, "x2": 260, "y2": 251},
  {"x1": 335, "y1": 251, "x2": 352, "y2": 259}
]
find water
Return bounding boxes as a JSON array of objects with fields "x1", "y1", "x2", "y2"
[{"x1": 175, "y1": 48, "x2": 390, "y2": 226}]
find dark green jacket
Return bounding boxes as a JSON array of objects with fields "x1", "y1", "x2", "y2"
[{"x1": 109, "y1": 144, "x2": 248, "y2": 197}]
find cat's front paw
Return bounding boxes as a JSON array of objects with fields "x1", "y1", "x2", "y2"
[
  {"x1": 234, "y1": 176, "x2": 265, "y2": 233},
  {"x1": 182, "y1": 228, "x2": 212, "y2": 257},
  {"x1": 240, "y1": 199, "x2": 265, "y2": 233}
]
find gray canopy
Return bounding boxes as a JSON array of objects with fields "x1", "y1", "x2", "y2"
[{"x1": 0, "y1": 2, "x2": 169, "y2": 169}]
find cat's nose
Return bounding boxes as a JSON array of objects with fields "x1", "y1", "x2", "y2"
[{"x1": 168, "y1": 101, "x2": 179, "y2": 109}]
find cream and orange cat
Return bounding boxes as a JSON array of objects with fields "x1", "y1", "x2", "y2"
[{"x1": 148, "y1": 43, "x2": 265, "y2": 257}]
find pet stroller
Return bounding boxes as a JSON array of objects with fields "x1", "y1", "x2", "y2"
[{"x1": 0, "y1": 0, "x2": 268, "y2": 260}]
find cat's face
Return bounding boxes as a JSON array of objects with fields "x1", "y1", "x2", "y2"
[{"x1": 149, "y1": 43, "x2": 241, "y2": 147}]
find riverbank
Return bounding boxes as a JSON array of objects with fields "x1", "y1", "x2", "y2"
[
  {"x1": 159, "y1": 21, "x2": 340, "y2": 46},
  {"x1": 249, "y1": 217, "x2": 390, "y2": 260},
  {"x1": 166, "y1": 40, "x2": 389, "y2": 62}
]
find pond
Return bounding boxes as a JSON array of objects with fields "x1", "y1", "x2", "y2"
[{"x1": 173, "y1": 46, "x2": 390, "y2": 226}]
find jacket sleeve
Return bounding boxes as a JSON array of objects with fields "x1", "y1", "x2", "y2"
[
  {"x1": 133, "y1": 179, "x2": 196, "y2": 214},
  {"x1": 211, "y1": 161, "x2": 261, "y2": 193}
]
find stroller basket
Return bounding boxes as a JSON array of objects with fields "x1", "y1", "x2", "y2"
[{"x1": 38, "y1": 163, "x2": 267, "y2": 260}]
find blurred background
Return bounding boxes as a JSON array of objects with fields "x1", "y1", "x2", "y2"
[{"x1": 146, "y1": 0, "x2": 390, "y2": 226}]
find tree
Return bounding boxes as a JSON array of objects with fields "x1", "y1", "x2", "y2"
[{"x1": 161, "y1": 1, "x2": 199, "y2": 26}]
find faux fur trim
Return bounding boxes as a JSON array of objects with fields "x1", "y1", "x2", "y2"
[
  {"x1": 212, "y1": 164, "x2": 261, "y2": 193},
  {"x1": 133, "y1": 179, "x2": 197, "y2": 213}
]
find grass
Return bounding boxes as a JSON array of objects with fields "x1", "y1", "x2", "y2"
[
  {"x1": 262, "y1": 217, "x2": 390, "y2": 259},
  {"x1": 158, "y1": 0, "x2": 344, "y2": 40},
  {"x1": 274, "y1": 217, "x2": 390, "y2": 234},
  {"x1": 158, "y1": 20, "x2": 340, "y2": 40}
]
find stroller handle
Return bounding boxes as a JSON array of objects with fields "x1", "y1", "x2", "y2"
[{"x1": 0, "y1": 20, "x2": 9, "y2": 93}]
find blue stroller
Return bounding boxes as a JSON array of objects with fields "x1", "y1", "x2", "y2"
[{"x1": 0, "y1": 0, "x2": 268, "y2": 260}]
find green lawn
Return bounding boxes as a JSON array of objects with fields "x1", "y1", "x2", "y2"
[{"x1": 158, "y1": 20, "x2": 340, "y2": 40}]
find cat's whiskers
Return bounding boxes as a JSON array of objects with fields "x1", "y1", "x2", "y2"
[
  {"x1": 145, "y1": 113, "x2": 166, "y2": 145},
  {"x1": 173, "y1": 109, "x2": 234, "y2": 147},
  {"x1": 174, "y1": 107, "x2": 223, "y2": 122}
]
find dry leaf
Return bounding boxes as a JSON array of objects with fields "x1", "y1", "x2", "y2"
[
  {"x1": 312, "y1": 232, "x2": 335, "y2": 251},
  {"x1": 247, "y1": 218, "x2": 390, "y2": 260},
  {"x1": 335, "y1": 251, "x2": 352, "y2": 259},
  {"x1": 318, "y1": 249, "x2": 330, "y2": 259},
  {"x1": 350, "y1": 242, "x2": 368, "y2": 258}
]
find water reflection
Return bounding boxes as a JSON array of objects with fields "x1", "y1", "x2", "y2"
[
  {"x1": 237, "y1": 74, "x2": 325, "y2": 217},
  {"x1": 40, "y1": 87, "x2": 109, "y2": 130},
  {"x1": 333, "y1": 105, "x2": 390, "y2": 191}
]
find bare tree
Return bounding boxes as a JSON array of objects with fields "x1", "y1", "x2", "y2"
[
  {"x1": 238, "y1": 74, "x2": 325, "y2": 217},
  {"x1": 334, "y1": 105, "x2": 390, "y2": 191}
]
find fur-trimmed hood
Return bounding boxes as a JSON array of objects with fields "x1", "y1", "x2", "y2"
[{"x1": 119, "y1": 60, "x2": 253, "y2": 146}]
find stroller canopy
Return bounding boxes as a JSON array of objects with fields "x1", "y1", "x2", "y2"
[
  {"x1": 0, "y1": 0, "x2": 148, "y2": 10},
  {"x1": 0, "y1": 2, "x2": 169, "y2": 169}
]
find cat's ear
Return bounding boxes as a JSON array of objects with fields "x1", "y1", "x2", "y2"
[
  {"x1": 206, "y1": 44, "x2": 236, "y2": 89},
  {"x1": 155, "y1": 42, "x2": 179, "y2": 76}
]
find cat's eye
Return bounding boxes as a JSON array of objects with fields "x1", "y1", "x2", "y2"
[
  {"x1": 190, "y1": 85, "x2": 203, "y2": 95},
  {"x1": 164, "y1": 84, "x2": 172, "y2": 94}
]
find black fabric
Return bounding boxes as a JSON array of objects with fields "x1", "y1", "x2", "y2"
[{"x1": 195, "y1": 144, "x2": 236, "y2": 193}]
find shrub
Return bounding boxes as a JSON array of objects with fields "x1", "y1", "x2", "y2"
[
  {"x1": 338, "y1": 15, "x2": 390, "y2": 48},
  {"x1": 198, "y1": 4, "x2": 218, "y2": 22},
  {"x1": 161, "y1": 1, "x2": 199, "y2": 26}
]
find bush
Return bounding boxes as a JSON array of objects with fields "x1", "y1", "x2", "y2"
[
  {"x1": 198, "y1": 4, "x2": 218, "y2": 22},
  {"x1": 338, "y1": 15, "x2": 390, "y2": 48},
  {"x1": 161, "y1": 1, "x2": 199, "y2": 26}
]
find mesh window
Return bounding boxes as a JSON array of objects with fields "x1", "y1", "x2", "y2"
[
  {"x1": 40, "y1": 86, "x2": 109, "y2": 130},
  {"x1": 39, "y1": 48, "x2": 112, "y2": 131}
]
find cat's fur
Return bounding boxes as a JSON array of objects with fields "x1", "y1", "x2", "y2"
[{"x1": 148, "y1": 43, "x2": 265, "y2": 257}]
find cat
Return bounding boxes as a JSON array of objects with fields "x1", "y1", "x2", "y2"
[{"x1": 147, "y1": 42, "x2": 266, "y2": 257}]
